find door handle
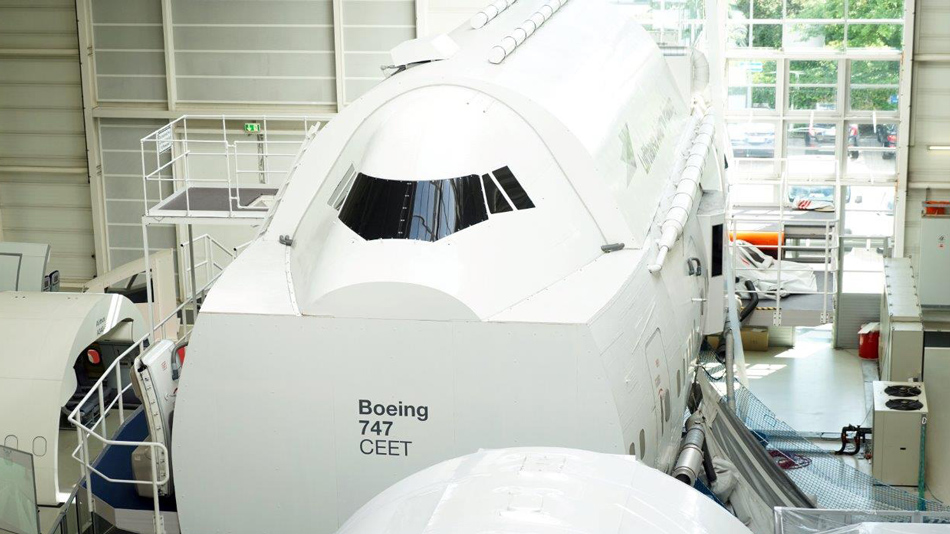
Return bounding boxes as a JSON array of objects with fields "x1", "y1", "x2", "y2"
[{"x1": 687, "y1": 257, "x2": 702, "y2": 276}]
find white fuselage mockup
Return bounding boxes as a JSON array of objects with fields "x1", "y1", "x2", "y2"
[{"x1": 170, "y1": 2, "x2": 725, "y2": 533}]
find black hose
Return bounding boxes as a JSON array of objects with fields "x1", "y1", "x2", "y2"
[
  {"x1": 739, "y1": 279, "x2": 758, "y2": 324},
  {"x1": 714, "y1": 279, "x2": 759, "y2": 366}
]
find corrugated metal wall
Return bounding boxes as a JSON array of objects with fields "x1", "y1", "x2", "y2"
[
  {"x1": 904, "y1": 0, "x2": 950, "y2": 270},
  {"x1": 342, "y1": 0, "x2": 415, "y2": 102},
  {"x1": 172, "y1": 0, "x2": 336, "y2": 105},
  {"x1": 835, "y1": 293, "x2": 881, "y2": 349},
  {"x1": 97, "y1": 118, "x2": 176, "y2": 269},
  {"x1": 92, "y1": 0, "x2": 167, "y2": 103},
  {"x1": 0, "y1": 0, "x2": 96, "y2": 283},
  {"x1": 84, "y1": 0, "x2": 416, "y2": 269}
]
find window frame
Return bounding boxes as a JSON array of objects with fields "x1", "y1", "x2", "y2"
[{"x1": 726, "y1": 0, "x2": 904, "y2": 51}]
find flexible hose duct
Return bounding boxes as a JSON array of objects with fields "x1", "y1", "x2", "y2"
[
  {"x1": 672, "y1": 415, "x2": 707, "y2": 485},
  {"x1": 648, "y1": 112, "x2": 716, "y2": 273}
]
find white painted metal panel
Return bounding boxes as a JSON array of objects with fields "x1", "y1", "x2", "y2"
[
  {"x1": 91, "y1": 0, "x2": 167, "y2": 103},
  {"x1": 342, "y1": 0, "x2": 416, "y2": 102},
  {"x1": 924, "y1": 345, "x2": 950, "y2": 502},
  {"x1": 97, "y1": 119, "x2": 176, "y2": 269},
  {"x1": 0, "y1": 0, "x2": 95, "y2": 283},
  {"x1": 836, "y1": 293, "x2": 882, "y2": 349},
  {"x1": 905, "y1": 1, "x2": 950, "y2": 261},
  {"x1": 171, "y1": 0, "x2": 336, "y2": 105},
  {"x1": 173, "y1": 6, "x2": 719, "y2": 533},
  {"x1": 174, "y1": 314, "x2": 625, "y2": 534},
  {"x1": 0, "y1": 292, "x2": 143, "y2": 505}
]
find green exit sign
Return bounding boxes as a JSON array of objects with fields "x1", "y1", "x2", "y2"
[{"x1": 244, "y1": 123, "x2": 261, "y2": 133}]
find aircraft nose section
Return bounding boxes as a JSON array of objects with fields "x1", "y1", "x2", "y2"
[{"x1": 309, "y1": 281, "x2": 479, "y2": 321}]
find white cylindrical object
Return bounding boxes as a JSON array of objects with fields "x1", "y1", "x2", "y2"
[
  {"x1": 691, "y1": 49, "x2": 710, "y2": 94},
  {"x1": 672, "y1": 423, "x2": 706, "y2": 485},
  {"x1": 648, "y1": 246, "x2": 670, "y2": 273},
  {"x1": 488, "y1": 0, "x2": 569, "y2": 64},
  {"x1": 471, "y1": 0, "x2": 516, "y2": 29},
  {"x1": 648, "y1": 112, "x2": 715, "y2": 274}
]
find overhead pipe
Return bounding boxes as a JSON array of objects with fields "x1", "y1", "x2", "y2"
[
  {"x1": 470, "y1": 0, "x2": 518, "y2": 29},
  {"x1": 489, "y1": 0, "x2": 568, "y2": 64},
  {"x1": 648, "y1": 111, "x2": 715, "y2": 273}
]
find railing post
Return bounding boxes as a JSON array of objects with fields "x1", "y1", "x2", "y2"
[
  {"x1": 78, "y1": 428, "x2": 95, "y2": 517},
  {"x1": 150, "y1": 445, "x2": 164, "y2": 534},
  {"x1": 187, "y1": 225, "x2": 199, "y2": 317},
  {"x1": 116, "y1": 361, "x2": 125, "y2": 424},
  {"x1": 143, "y1": 224, "x2": 155, "y2": 337},
  {"x1": 97, "y1": 387, "x2": 107, "y2": 440},
  {"x1": 206, "y1": 234, "x2": 213, "y2": 283}
]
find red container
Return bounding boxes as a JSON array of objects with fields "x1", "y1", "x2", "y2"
[
  {"x1": 925, "y1": 201, "x2": 950, "y2": 216},
  {"x1": 858, "y1": 326, "x2": 880, "y2": 360}
]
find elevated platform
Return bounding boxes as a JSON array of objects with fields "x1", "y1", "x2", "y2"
[
  {"x1": 144, "y1": 186, "x2": 277, "y2": 225},
  {"x1": 745, "y1": 274, "x2": 835, "y2": 327},
  {"x1": 731, "y1": 205, "x2": 836, "y2": 239},
  {"x1": 140, "y1": 115, "x2": 322, "y2": 227},
  {"x1": 730, "y1": 202, "x2": 838, "y2": 327}
]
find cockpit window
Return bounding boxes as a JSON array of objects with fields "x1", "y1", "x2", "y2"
[
  {"x1": 337, "y1": 167, "x2": 534, "y2": 242},
  {"x1": 339, "y1": 173, "x2": 488, "y2": 242},
  {"x1": 493, "y1": 166, "x2": 534, "y2": 210},
  {"x1": 482, "y1": 174, "x2": 513, "y2": 214}
]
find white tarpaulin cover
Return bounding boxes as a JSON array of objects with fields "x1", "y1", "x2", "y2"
[
  {"x1": 734, "y1": 240, "x2": 817, "y2": 297},
  {"x1": 773, "y1": 508, "x2": 950, "y2": 534},
  {"x1": 814, "y1": 524, "x2": 950, "y2": 533}
]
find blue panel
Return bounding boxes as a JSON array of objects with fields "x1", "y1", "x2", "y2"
[{"x1": 83, "y1": 407, "x2": 177, "y2": 512}]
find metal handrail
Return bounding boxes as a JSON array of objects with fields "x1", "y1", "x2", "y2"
[
  {"x1": 66, "y1": 269, "x2": 223, "y2": 534},
  {"x1": 140, "y1": 115, "x2": 322, "y2": 220},
  {"x1": 179, "y1": 233, "x2": 237, "y2": 299},
  {"x1": 728, "y1": 167, "x2": 840, "y2": 325},
  {"x1": 45, "y1": 481, "x2": 86, "y2": 534}
]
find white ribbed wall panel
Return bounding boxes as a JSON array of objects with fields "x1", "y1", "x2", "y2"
[
  {"x1": 97, "y1": 118, "x2": 176, "y2": 270},
  {"x1": 0, "y1": 0, "x2": 96, "y2": 283},
  {"x1": 905, "y1": 0, "x2": 950, "y2": 264},
  {"x1": 171, "y1": 0, "x2": 337, "y2": 105},
  {"x1": 836, "y1": 293, "x2": 882, "y2": 349},
  {"x1": 92, "y1": 0, "x2": 168, "y2": 103},
  {"x1": 342, "y1": 0, "x2": 416, "y2": 102}
]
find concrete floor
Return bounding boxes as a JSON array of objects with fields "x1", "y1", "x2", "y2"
[
  {"x1": 741, "y1": 325, "x2": 885, "y2": 480},
  {"x1": 743, "y1": 326, "x2": 870, "y2": 434}
]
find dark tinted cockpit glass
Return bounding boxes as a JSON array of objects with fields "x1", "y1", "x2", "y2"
[
  {"x1": 493, "y1": 166, "x2": 534, "y2": 210},
  {"x1": 339, "y1": 173, "x2": 488, "y2": 242},
  {"x1": 482, "y1": 174, "x2": 513, "y2": 214}
]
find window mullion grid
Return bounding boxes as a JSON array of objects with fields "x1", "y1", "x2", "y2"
[
  {"x1": 775, "y1": 58, "x2": 788, "y2": 178},
  {"x1": 837, "y1": 59, "x2": 851, "y2": 118},
  {"x1": 781, "y1": 0, "x2": 787, "y2": 49},
  {"x1": 836, "y1": 58, "x2": 847, "y2": 185},
  {"x1": 844, "y1": 0, "x2": 850, "y2": 49}
]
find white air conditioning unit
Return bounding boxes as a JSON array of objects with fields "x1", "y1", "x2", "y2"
[{"x1": 872, "y1": 381, "x2": 927, "y2": 487}]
